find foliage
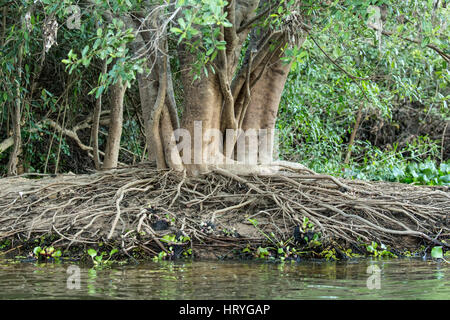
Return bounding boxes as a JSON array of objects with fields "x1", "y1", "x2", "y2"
[
  {"x1": 390, "y1": 161, "x2": 450, "y2": 185},
  {"x1": 365, "y1": 241, "x2": 397, "y2": 258},
  {"x1": 298, "y1": 216, "x2": 321, "y2": 245},
  {"x1": 62, "y1": 18, "x2": 143, "y2": 94},
  {"x1": 153, "y1": 233, "x2": 192, "y2": 261},
  {"x1": 169, "y1": 0, "x2": 232, "y2": 79},
  {"x1": 431, "y1": 246, "x2": 449, "y2": 264},
  {"x1": 0, "y1": 0, "x2": 148, "y2": 174},
  {"x1": 276, "y1": 1, "x2": 448, "y2": 183}
]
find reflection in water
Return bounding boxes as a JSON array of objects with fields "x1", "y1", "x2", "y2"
[{"x1": 0, "y1": 259, "x2": 448, "y2": 299}]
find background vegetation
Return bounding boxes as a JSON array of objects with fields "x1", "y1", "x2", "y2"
[{"x1": 277, "y1": 8, "x2": 450, "y2": 185}]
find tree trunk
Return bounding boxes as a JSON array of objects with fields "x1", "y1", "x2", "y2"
[
  {"x1": 138, "y1": 62, "x2": 159, "y2": 163},
  {"x1": 240, "y1": 39, "x2": 301, "y2": 164},
  {"x1": 7, "y1": 43, "x2": 23, "y2": 176},
  {"x1": 102, "y1": 79, "x2": 126, "y2": 169},
  {"x1": 91, "y1": 61, "x2": 108, "y2": 170},
  {"x1": 178, "y1": 46, "x2": 225, "y2": 175},
  {"x1": 7, "y1": 99, "x2": 22, "y2": 176}
]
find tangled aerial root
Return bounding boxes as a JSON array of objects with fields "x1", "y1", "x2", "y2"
[{"x1": 0, "y1": 163, "x2": 449, "y2": 258}]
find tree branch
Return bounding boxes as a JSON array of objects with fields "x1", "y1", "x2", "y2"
[
  {"x1": 218, "y1": 25, "x2": 237, "y2": 133},
  {"x1": 165, "y1": 57, "x2": 180, "y2": 130},
  {"x1": 308, "y1": 34, "x2": 372, "y2": 81},
  {"x1": 237, "y1": 51, "x2": 253, "y2": 129},
  {"x1": 237, "y1": 6, "x2": 271, "y2": 33},
  {"x1": 91, "y1": 60, "x2": 108, "y2": 170},
  {"x1": 381, "y1": 29, "x2": 450, "y2": 63},
  {"x1": 231, "y1": 31, "x2": 283, "y2": 100},
  {"x1": 149, "y1": 48, "x2": 168, "y2": 169},
  {"x1": 224, "y1": 0, "x2": 237, "y2": 59}
]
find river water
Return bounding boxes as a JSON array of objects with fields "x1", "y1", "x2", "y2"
[{"x1": 0, "y1": 258, "x2": 448, "y2": 299}]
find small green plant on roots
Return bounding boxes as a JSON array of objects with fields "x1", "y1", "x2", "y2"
[
  {"x1": 256, "y1": 247, "x2": 271, "y2": 259},
  {"x1": 87, "y1": 248, "x2": 119, "y2": 266},
  {"x1": 365, "y1": 241, "x2": 397, "y2": 258},
  {"x1": 298, "y1": 217, "x2": 322, "y2": 247},
  {"x1": 152, "y1": 234, "x2": 192, "y2": 261},
  {"x1": 320, "y1": 248, "x2": 338, "y2": 261},
  {"x1": 247, "y1": 218, "x2": 308, "y2": 262},
  {"x1": 247, "y1": 218, "x2": 281, "y2": 260},
  {"x1": 33, "y1": 246, "x2": 62, "y2": 261},
  {"x1": 431, "y1": 246, "x2": 450, "y2": 264},
  {"x1": 0, "y1": 239, "x2": 11, "y2": 251}
]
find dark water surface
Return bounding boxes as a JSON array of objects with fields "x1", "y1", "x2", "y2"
[{"x1": 0, "y1": 258, "x2": 448, "y2": 299}]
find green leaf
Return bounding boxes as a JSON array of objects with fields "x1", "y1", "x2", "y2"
[
  {"x1": 431, "y1": 246, "x2": 443, "y2": 259},
  {"x1": 82, "y1": 57, "x2": 91, "y2": 67},
  {"x1": 161, "y1": 234, "x2": 176, "y2": 243},
  {"x1": 93, "y1": 38, "x2": 102, "y2": 51},
  {"x1": 52, "y1": 250, "x2": 62, "y2": 258},
  {"x1": 178, "y1": 18, "x2": 186, "y2": 29},
  {"x1": 82, "y1": 45, "x2": 90, "y2": 57},
  {"x1": 222, "y1": 21, "x2": 233, "y2": 28},
  {"x1": 95, "y1": 86, "x2": 105, "y2": 99},
  {"x1": 421, "y1": 37, "x2": 431, "y2": 48},
  {"x1": 170, "y1": 27, "x2": 183, "y2": 34},
  {"x1": 210, "y1": 50, "x2": 218, "y2": 61}
]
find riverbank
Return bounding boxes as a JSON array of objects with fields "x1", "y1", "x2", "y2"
[
  {"x1": 0, "y1": 163, "x2": 448, "y2": 263},
  {"x1": 1, "y1": 258, "x2": 449, "y2": 299}
]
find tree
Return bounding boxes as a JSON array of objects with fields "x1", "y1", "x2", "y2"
[
  {"x1": 130, "y1": 0, "x2": 305, "y2": 175},
  {"x1": 1, "y1": 0, "x2": 448, "y2": 176},
  {"x1": 102, "y1": 0, "x2": 448, "y2": 175}
]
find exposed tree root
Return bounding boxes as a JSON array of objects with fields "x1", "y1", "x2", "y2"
[{"x1": 0, "y1": 164, "x2": 448, "y2": 259}]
